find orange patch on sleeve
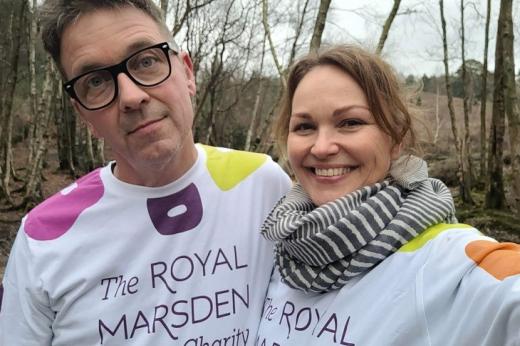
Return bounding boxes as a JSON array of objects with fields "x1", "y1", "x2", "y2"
[{"x1": 465, "y1": 240, "x2": 520, "y2": 280}]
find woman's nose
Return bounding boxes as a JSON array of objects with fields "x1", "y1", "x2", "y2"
[{"x1": 310, "y1": 130, "x2": 340, "y2": 158}]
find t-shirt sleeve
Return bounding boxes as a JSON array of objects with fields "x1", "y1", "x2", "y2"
[
  {"x1": 0, "y1": 225, "x2": 54, "y2": 345},
  {"x1": 419, "y1": 229, "x2": 520, "y2": 345},
  {"x1": 267, "y1": 157, "x2": 292, "y2": 197}
]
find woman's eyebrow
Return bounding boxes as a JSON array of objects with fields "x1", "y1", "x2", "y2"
[{"x1": 332, "y1": 105, "x2": 370, "y2": 117}]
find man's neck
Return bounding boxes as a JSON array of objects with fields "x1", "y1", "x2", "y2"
[{"x1": 112, "y1": 144, "x2": 198, "y2": 187}]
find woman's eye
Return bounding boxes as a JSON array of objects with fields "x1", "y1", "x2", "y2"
[
  {"x1": 338, "y1": 118, "x2": 365, "y2": 128},
  {"x1": 292, "y1": 123, "x2": 315, "y2": 133}
]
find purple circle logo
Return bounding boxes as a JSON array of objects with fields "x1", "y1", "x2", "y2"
[{"x1": 146, "y1": 183, "x2": 203, "y2": 235}]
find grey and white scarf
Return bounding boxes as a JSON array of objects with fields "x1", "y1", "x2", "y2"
[{"x1": 261, "y1": 156, "x2": 457, "y2": 293}]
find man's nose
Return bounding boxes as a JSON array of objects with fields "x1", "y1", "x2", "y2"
[
  {"x1": 117, "y1": 73, "x2": 150, "y2": 112},
  {"x1": 310, "y1": 130, "x2": 340, "y2": 159}
]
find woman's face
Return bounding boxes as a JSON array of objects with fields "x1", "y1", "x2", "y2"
[{"x1": 287, "y1": 65, "x2": 401, "y2": 206}]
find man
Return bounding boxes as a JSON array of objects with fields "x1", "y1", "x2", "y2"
[{"x1": 0, "y1": 1, "x2": 291, "y2": 344}]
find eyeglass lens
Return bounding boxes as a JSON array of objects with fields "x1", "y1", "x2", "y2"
[{"x1": 74, "y1": 46, "x2": 170, "y2": 109}]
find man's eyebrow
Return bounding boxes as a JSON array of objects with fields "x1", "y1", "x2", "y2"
[
  {"x1": 76, "y1": 62, "x2": 105, "y2": 76},
  {"x1": 74, "y1": 40, "x2": 159, "y2": 77},
  {"x1": 124, "y1": 40, "x2": 158, "y2": 55}
]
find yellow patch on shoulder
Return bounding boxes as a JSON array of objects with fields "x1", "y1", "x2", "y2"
[
  {"x1": 399, "y1": 223, "x2": 473, "y2": 252},
  {"x1": 201, "y1": 145, "x2": 267, "y2": 191},
  {"x1": 465, "y1": 240, "x2": 520, "y2": 280}
]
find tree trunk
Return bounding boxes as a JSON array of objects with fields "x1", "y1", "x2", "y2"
[
  {"x1": 288, "y1": 0, "x2": 311, "y2": 66},
  {"x1": 262, "y1": 0, "x2": 286, "y2": 88},
  {"x1": 204, "y1": 89, "x2": 217, "y2": 145},
  {"x1": 439, "y1": 0, "x2": 473, "y2": 205},
  {"x1": 479, "y1": 0, "x2": 491, "y2": 181},
  {"x1": 94, "y1": 138, "x2": 105, "y2": 167},
  {"x1": 376, "y1": 0, "x2": 401, "y2": 55},
  {"x1": 244, "y1": 34, "x2": 267, "y2": 152},
  {"x1": 501, "y1": 0, "x2": 520, "y2": 214},
  {"x1": 160, "y1": 0, "x2": 168, "y2": 15},
  {"x1": 82, "y1": 127, "x2": 96, "y2": 171},
  {"x1": 433, "y1": 81, "x2": 441, "y2": 144},
  {"x1": 23, "y1": 57, "x2": 57, "y2": 207},
  {"x1": 485, "y1": 0, "x2": 507, "y2": 209},
  {"x1": 55, "y1": 92, "x2": 76, "y2": 174},
  {"x1": 309, "y1": 0, "x2": 331, "y2": 52},
  {"x1": 459, "y1": 0, "x2": 475, "y2": 204},
  {"x1": 1, "y1": 0, "x2": 27, "y2": 202},
  {"x1": 27, "y1": 0, "x2": 38, "y2": 164}
]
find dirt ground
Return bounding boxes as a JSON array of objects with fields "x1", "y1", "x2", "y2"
[{"x1": 0, "y1": 146, "x2": 75, "y2": 278}]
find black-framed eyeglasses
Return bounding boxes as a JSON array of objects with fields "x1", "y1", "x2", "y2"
[{"x1": 63, "y1": 42, "x2": 179, "y2": 111}]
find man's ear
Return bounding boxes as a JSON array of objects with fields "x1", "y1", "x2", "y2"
[
  {"x1": 71, "y1": 99, "x2": 101, "y2": 138},
  {"x1": 180, "y1": 51, "x2": 196, "y2": 96}
]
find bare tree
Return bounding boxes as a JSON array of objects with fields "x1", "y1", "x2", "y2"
[
  {"x1": 55, "y1": 94, "x2": 77, "y2": 175},
  {"x1": 244, "y1": 34, "x2": 267, "y2": 152},
  {"x1": 170, "y1": 0, "x2": 217, "y2": 37},
  {"x1": 262, "y1": 0, "x2": 286, "y2": 87},
  {"x1": 501, "y1": 0, "x2": 520, "y2": 214},
  {"x1": 433, "y1": 80, "x2": 443, "y2": 144},
  {"x1": 160, "y1": 0, "x2": 168, "y2": 14},
  {"x1": 1, "y1": 0, "x2": 27, "y2": 202},
  {"x1": 376, "y1": 0, "x2": 401, "y2": 55},
  {"x1": 23, "y1": 57, "x2": 57, "y2": 208},
  {"x1": 459, "y1": 0, "x2": 475, "y2": 189},
  {"x1": 288, "y1": 0, "x2": 311, "y2": 66},
  {"x1": 439, "y1": 0, "x2": 474, "y2": 205},
  {"x1": 27, "y1": 0, "x2": 38, "y2": 165},
  {"x1": 479, "y1": 0, "x2": 491, "y2": 181},
  {"x1": 485, "y1": 0, "x2": 508, "y2": 209},
  {"x1": 309, "y1": 0, "x2": 331, "y2": 52}
]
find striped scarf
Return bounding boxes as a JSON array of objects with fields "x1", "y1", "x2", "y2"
[{"x1": 261, "y1": 156, "x2": 457, "y2": 293}]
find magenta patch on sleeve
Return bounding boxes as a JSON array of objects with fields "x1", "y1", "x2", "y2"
[{"x1": 24, "y1": 169, "x2": 105, "y2": 241}]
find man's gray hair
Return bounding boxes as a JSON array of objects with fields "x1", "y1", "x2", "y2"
[{"x1": 40, "y1": 0, "x2": 170, "y2": 73}]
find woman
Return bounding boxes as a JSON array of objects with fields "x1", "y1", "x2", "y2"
[{"x1": 257, "y1": 45, "x2": 520, "y2": 346}]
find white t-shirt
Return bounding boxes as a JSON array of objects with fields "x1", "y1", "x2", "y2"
[
  {"x1": 1, "y1": 144, "x2": 291, "y2": 346},
  {"x1": 257, "y1": 224, "x2": 520, "y2": 346}
]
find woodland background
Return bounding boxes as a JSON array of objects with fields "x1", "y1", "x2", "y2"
[{"x1": 1, "y1": 0, "x2": 520, "y2": 276}]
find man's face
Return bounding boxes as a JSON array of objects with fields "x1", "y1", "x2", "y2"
[{"x1": 61, "y1": 7, "x2": 197, "y2": 186}]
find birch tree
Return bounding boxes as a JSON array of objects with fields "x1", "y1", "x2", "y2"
[
  {"x1": 501, "y1": 0, "x2": 520, "y2": 214},
  {"x1": 309, "y1": 0, "x2": 331, "y2": 52},
  {"x1": 439, "y1": 0, "x2": 474, "y2": 205},
  {"x1": 479, "y1": 0, "x2": 491, "y2": 181},
  {"x1": 376, "y1": 0, "x2": 401, "y2": 55},
  {"x1": 0, "y1": 0, "x2": 27, "y2": 202},
  {"x1": 460, "y1": 0, "x2": 475, "y2": 188},
  {"x1": 23, "y1": 57, "x2": 58, "y2": 208},
  {"x1": 485, "y1": 0, "x2": 508, "y2": 209}
]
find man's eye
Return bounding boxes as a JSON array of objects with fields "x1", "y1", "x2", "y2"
[
  {"x1": 86, "y1": 75, "x2": 106, "y2": 89},
  {"x1": 136, "y1": 56, "x2": 158, "y2": 69}
]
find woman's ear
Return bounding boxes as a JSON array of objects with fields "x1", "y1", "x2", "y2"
[{"x1": 391, "y1": 142, "x2": 402, "y2": 160}]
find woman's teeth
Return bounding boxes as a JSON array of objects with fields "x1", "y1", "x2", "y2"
[{"x1": 314, "y1": 167, "x2": 352, "y2": 177}]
